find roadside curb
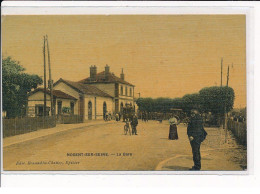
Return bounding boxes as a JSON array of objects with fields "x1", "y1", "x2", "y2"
[{"x1": 3, "y1": 121, "x2": 117, "y2": 148}]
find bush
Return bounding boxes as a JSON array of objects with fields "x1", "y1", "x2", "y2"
[{"x1": 136, "y1": 86, "x2": 235, "y2": 115}]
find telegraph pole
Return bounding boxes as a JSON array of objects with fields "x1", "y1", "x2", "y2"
[
  {"x1": 224, "y1": 65, "x2": 230, "y2": 142},
  {"x1": 226, "y1": 65, "x2": 230, "y2": 87},
  {"x1": 221, "y1": 57, "x2": 223, "y2": 87},
  {"x1": 43, "y1": 36, "x2": 47, "y2": 118},
  {"x1": 46, "y1": 35, "x2": 54, "y2": 116}
]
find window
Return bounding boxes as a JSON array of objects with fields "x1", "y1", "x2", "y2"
[
  {"x1": 58, "y1": 101, "x2": 62, "y2": 115},
  {"x1": 35, "y1": 105, "x2": 43, "y2": 117},
  {"x1": 125, "y1": 86, "x2": 128, "y2": 96},
  {"x1": 130, "y1": 88, "x2": 132, "y2": 97},
  {"x1": 35, "y1": 105, "x2": 50, "y2": 116},
  {"x1": 121, "y1": 86, "x2": 123, "y2": 95}
]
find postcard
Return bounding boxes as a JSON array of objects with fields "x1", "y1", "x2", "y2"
[{"x1": 1, "y1": 6, "x2": 248, "y2": 173}]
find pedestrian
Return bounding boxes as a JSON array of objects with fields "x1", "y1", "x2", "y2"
[
  {"x1": 168, "y1": 116, "x2": 179, "y2": 140},
  {"x1": 115, "y1": 113, "x2": 119, "y2": 122},
  {"x1": 105, "y1": 112, "x2": 109, "y2": 121},
  {"x1": 131, "y1": 114, "x2": 139, "y2": 135},
  {"x1": 187, "y1": 109, "x2": 207, "y2": 171},
  {"x1": 118, "y1": 112, "x2": 121, "y2": 121}
]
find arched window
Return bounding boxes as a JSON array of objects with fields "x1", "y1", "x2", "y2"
[
  {"x1": 121, "y1": 86, "x2": 123, "y2": 95},
  {"x1": 130, "y1": 88, "x2": 132, "y2": 97},
  {"x1": 125, "y1": 86, "x2": 128, "y2": 96}
]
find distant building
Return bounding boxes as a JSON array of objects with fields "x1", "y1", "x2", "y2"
[{"x1": 27, "y1": 65, "x2": 135, "y2": 121}]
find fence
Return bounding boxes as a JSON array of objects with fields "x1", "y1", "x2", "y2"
[
  {"x1": 3, "y1": 116, "x2": 56, "y2": 138},
  {"x1": 56, "y1": 115, "x2": 83, "y2": 124},
  {"x1": 227, "y1": 119, "x2": 247, "y2": 145}
]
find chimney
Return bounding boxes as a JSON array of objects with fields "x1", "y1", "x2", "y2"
[
  {"x1": 120, "y1": 68, "x2": 125, "y2": 80},
  {"x1": 105, "y1": 64, "x2": 110, "y2": 80},
  {"x1": 90, "y1": 65, "x2": 97, "y2": 81}
]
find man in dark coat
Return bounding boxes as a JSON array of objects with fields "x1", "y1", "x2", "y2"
[
  {"x1": 131, "y1": 114, "x2": 139, "y2": 135},
  {"x1": 187, "y1": 109, "x2": 207, "y2": 170}
]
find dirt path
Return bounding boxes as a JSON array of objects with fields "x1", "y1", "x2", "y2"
[{"x1": 3, "y1": 120, "x2": 246, "y2": 171}]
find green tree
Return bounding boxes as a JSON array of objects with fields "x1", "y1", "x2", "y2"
[
  {"x1": 136, "y1": 97, "x2": 154, "y2": 112},
  {"x1": 199, "y1": 86, "x2": 235, "y2": 114},
  {"x1": 2, "y1": 57, "x2": 43, "y2": 118},
  {"x1": 181, "y1": 93, "x2": 201, "y2": 113}
]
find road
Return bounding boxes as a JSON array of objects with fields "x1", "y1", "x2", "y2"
[{"x1": 3, "y1": 120, "x2": 246, "y2": 171}]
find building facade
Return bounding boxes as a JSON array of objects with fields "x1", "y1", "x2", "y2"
[{"x1": 27, "y1": 65, "x2": 135, "y2": 121}]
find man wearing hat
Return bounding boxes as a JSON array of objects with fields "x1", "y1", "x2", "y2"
[
  {"x1": 187, "y1": 109, "x2": 207, "y2": 170},
  {"x1": 131, "y1": 114, "x2": 139, "y2": 135}
]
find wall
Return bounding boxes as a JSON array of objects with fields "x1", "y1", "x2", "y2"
[
  {"x1": 53, "y1": 81, "x2": 80, "y2": 99},
  {"x1": 92, "y1": 83, "x2": 115, "y2": 97},
  {"x1": 84, "y1": 95, "x2": 113, "y2": 120},
  {"x1": 28, "y1": 91, "x2": 78, "y2": 116},
  {"x1": 53, "y1": 81, "x2": 79, "y2": 114},
  {"x1": 29, "y1": 91, "x2": 51, "y2": 101},
  {"x1": 119, "y1": 84, "x2": 134, "y2": 100},
  {"x1": 56, "y1": 98, "x2": 77, "y2": 115}
]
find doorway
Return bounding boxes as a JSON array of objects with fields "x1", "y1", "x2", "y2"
[
  {"x1": 88, "y1": 101, "x2": 92, "y2": 120},
  {"x1": 103, "y1": 102, "x2": 107, "y2": 119}
]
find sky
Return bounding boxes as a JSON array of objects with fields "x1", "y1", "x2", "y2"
[{"x1": 2, "y1": 15, "x2": 246, "y2": 108}]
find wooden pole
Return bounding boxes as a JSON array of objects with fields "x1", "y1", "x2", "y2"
[
  {"x1": 224, "y1": 65, "x2": 230, "y2": 142},
  {"x1": 221, "y1": 57, "x2": 223, "y2": 87},
  {"x1": 226, "y1": 65, "x2": 230, "y2": 87},
  {"x1": 46, "y1": 35, "x2": 54, "y2": 116},
  {"x1": 43, "y1": 36, "x2": 47, "y2": 118}
]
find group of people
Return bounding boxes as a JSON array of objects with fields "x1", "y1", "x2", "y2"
[
  {"x1": 104, "y1": 112, "x2": 112, "y2": 121},
  {"x1": 124, "y1": 114, "x2": 139, "y2": 135},
  {"x1": 107, "y1": 108, "x2": 207, "y2": 170},
  {"x1": 168, "y1": 109, "x2": 207, "y2": 171}
]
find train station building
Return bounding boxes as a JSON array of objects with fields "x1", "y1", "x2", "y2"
[{"x1": 27, "y1": 65, "x2": 135, "y2": 121}]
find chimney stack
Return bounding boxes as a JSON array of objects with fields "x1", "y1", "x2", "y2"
[
  {"x1": 90, "y1": 65, "x2": 97, "y2": 81},
  {"x1": 120, "y1": 68, "x2": 125, "y2": 80},
  {"x1": 105, "y1": 64, "x2": 110, "y2": 80}
]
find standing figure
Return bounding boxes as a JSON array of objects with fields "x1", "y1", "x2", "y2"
[
  {"x1": 124, "y1": 119, "x2": 131, "y2": 135},
  {"x1": 105, "y1": 112, "x2": 109, "y2": 121},
  {"x1": 168, "y1": 116, "x2": 179, "y2": 140},
  {"x1": 115, "y1": 113, "x2": 119, "y2": 122},
  {"x1": 187, "y1": 109, "x2": 207, "y2": 171},
  {"x1": 131, "y1": 114, "x2": 139, "y2": 135}
]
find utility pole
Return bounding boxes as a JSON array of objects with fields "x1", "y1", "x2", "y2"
[
  {"x1": 221, "y1": 57, "x2": 223, "y2": 87},
  {"x1": 43, "y1": 36, "x2": 47, "y2": 118},
  {"x1": 224, "y1": 65, "x2": 230, "y2": 143},
  {"x1": 226, "y1": 65, "x2": 230, "y2": 87},
  {"x1": 46, "y1": 35, "x2": 54, "y2": 116},
  {"x1": 220, "y1": 57, "x2": 224, "y2": 130}
]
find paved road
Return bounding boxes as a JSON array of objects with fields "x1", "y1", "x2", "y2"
[{"x1": 3, "y1": 120, "x2": 246, "y2": 171}]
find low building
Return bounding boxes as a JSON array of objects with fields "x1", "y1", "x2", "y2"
[{"x1": 27, "y1": 88, "x2": 77, "y2": 117}]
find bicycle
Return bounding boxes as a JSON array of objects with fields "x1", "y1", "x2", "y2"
[{"x1": 124, "y1": 120, "x2": 131, "y2": 135}]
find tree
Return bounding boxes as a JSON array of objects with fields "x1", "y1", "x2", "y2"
[
  {"x1": 181, "y1": 93, "x2": 201, "y2": 113},
  {"x1": 2, "y1": 57, "x2": 43, "y2": 118},
  {"x1": 136, "y1": 97, "x2": 154, "y2": 112},
  {"x1": 199, "y1": 86, "x2": 235, "y2": 114}
]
